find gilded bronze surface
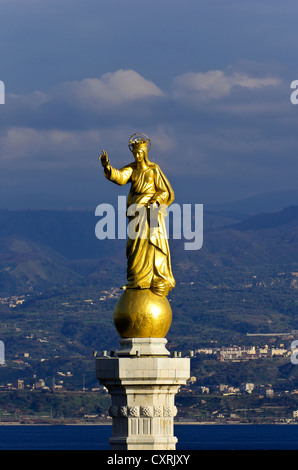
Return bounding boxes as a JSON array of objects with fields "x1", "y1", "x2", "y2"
[
  {"x1": 99, "y1": 133, "x2": 175, "y2": 337},
  {"x1": 113, "y1": 288, "x2": 172, "y2": 338}
]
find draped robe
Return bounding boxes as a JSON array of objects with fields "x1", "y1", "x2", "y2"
[{"x1": 104, "y1": 162, "x2": 175, "y2": 296}]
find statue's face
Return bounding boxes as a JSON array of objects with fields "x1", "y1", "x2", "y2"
[{"x1": 133, "y1": 150, "x2": 145, "y2": 163}]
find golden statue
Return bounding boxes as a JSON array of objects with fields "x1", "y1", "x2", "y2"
[{"x1": 99, "y1": 133, "x2": 175, "y2": 338}]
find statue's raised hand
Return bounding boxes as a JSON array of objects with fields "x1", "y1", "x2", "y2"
[{"x1": 99, "y1": 149, "x2": 109, "y2": 168}]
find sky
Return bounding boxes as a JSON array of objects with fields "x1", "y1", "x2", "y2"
[{"x1": 0, "y1": 0, "x2": 298, "y2": 210}]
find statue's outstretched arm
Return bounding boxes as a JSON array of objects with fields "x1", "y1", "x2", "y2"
[{"x1": 99, "y1": 150, "x2": 132, "y2": 186}]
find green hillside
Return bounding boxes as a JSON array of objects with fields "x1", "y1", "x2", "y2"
[{"x1": 0, "y1": 205, "x2": 297, "y2": 390}]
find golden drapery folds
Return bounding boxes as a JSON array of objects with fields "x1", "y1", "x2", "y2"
[{"x1": 102, "y1": 135, "x2": 175, "y2": 297}]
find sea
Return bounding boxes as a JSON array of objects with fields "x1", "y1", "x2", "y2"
[{"x1": 0, "y1": 424, "x2": 298, "y2": 451}]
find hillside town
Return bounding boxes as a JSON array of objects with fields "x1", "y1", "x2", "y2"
[
  {"x1": 196, "y1": 343, "x2": 293, "y2": 362},
  {"x1": 0, "y1": 339, "x2": 297, "y2": 392}
]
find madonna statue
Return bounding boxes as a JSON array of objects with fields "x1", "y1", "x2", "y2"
[
  {"x1": 99, "y1": 133, "x2": 175, "y2": 338},
  {"x1": 100, "y1": 133, "x2": 175, "y2": 297}
]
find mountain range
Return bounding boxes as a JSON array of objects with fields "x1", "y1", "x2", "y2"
[
  {"x1": 207, "y1": 189, "x2": 298, "y2": 215},
  {"x1": 0, "y1": 194, "x2": 297, "y2": 297}
]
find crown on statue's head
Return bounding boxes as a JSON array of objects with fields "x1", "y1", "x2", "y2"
[{"x1": 128, "y1": 133, "x2": 151, "y2": 153}]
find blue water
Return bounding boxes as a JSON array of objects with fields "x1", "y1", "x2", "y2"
[{"x1": 1, "y1": 424, "x2": 298, "y2": 450}]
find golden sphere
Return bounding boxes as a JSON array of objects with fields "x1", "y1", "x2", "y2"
[{"x1": 113, "y1": 288, "x2": 172, "y2": 338}]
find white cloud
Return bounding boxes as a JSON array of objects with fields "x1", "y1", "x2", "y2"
[
  {"x1": 53, "y1": 69, "x2": 164, "y2": 109},
  {"x1": 172, "y1": 69, "x2": 280, "y2": 101},
  {"x1": 6, "y1": 69, "x2": 164, "y2": 116},
  {"x1": 0, "y1": 127, "x2": 103, "y2": 168}
]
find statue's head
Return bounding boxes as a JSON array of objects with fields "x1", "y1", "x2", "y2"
[
  {"x1": 129, "y1": 133, "x2": 151, "y2": 154},
  {"x1": 128, "y1": 133, "x2": 153, "y2": 166}
]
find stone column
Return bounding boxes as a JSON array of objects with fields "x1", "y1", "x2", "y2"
[{"x1": 96, "y1": 338, "x2": 190, "y2": 450}]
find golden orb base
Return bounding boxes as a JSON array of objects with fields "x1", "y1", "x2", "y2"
[{"x1": 113, "y1": 288, "x2": 172, "y2": 338}]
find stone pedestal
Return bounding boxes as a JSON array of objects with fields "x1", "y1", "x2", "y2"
[{"x1": 95, "y1": 338, "x2": 190, "y2": 450}]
